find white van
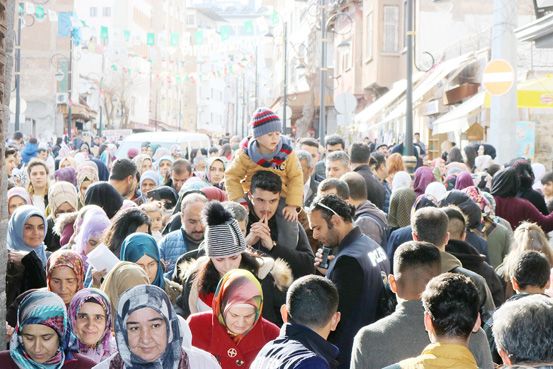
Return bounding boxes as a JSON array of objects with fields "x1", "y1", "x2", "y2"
[{"x1": 115, "y1": 131, "x2": 211, "y2": 159}]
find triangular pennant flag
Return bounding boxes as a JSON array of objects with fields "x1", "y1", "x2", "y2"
[
  {"x1": 194, "y1": 30, "x2": 203, "y2": 45},
  {"x1": 35, "y1": 5, "x2": 45, "y2": 20},
  {"x1": 243, "y1": 20, "x2": 254, "y2": 35},
  {"x1": 124, "y1": 30, "x2": 131, "y2": 42},
  {"x1": 170, "y1": 32, "x2": 179, "y2": 47},
  {"x1": 147, "y1": 33, "x2": 155, "y2": 46},
  {"x1": 100, "y1": 26, "x2": 109, "y2": 41}
]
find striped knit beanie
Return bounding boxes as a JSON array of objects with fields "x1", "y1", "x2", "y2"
[
  {"x1": 204, "y1": 200, "x2": 246, "y2": 257},
  {"x1": 251, "y1": 107, "x2": 282, "y2": 138}
]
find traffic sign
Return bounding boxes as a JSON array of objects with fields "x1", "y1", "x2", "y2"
[{"x1": 482, "y1": 59, "x2": 515, "y2": 96}]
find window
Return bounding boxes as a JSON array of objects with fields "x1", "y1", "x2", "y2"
[
  {"x1": 89, "y1": 7, "x2": 97, "y2": 17},
  {"x1": 365, "y1": 12, "x2": 373, "y2": 60},
  {"x1": 102, "y1": 7, "x2": 111, "y2": 17},
  {"x1": 382, "y1": 5, "x2": 400, "y2": 53}
]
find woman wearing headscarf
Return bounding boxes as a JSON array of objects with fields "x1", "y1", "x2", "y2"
[
  {"x1": 77, "y1": 163, "x2": 99, "y2": 208},
  {"x1": 59, "y1": 155, "x2": 77, "y2": 170},
  {"x1": 133, "y1": 154, "x2": 153, "y2": 176},
  {"x1": 6, "y1": 205, "x2": 48, "y2": 308},
  {"x1": 74, "y1": 208, "x2": 111, "y2": 270},
  {"x1": 119, "y1": 233, "x2": 182, "y2": 305},
  {"x1": 8, "y1": 187, "x2": 31, "y2": 217},
  {"x1": 413, "y1": 166, "x2": 436, "y2": 196},
  {"x1": 424, "y1": 182, "x2": 447, "y2": 202},
  {"x1": 388, "y1": 187, "x2": 417, "y2": 231},
  {"x1": 84, "y1": 182, "x2": 124, "y2": 219},
  {"x1": 55, "y1": 167, "x2": 78, "y2": 187},
  {"x1": 69, "y1": 289, "x2": 115, "y2": 363},
  {"x1": 47, "y1": 250, "x2": 85, "y2": 306},
  {"x1": 100, "y1": 262, "x2": 150, "y2": 316},
  {"x1": 510, "y1": 158, "x2": 549, "y2": 215},
  {"x1": 454, "y1": 171, "x2": 475, "y2": 190},
  {"x1": 206, "y1": 157, "x2": 226, "y2": 189},
  {"x1": 391, "y1": 171, "x2": 411, "y2": 193},
  {"x1": 176, "y1": 202, "x2": 291, "y2": 326},
  {"x1": 492, "y1": 167, "x2": 553, "y2": 232},
  {"x1": 156, "y1": 156, "x2": 174, "y2": 184},
  {"x1": 138, "y1": 170, "x2": 160, "y2": 203},
  {"x1": 0, "y1": 290, "x2": 96, "y2": 368},
  {"x1": 187, "y1": 269, "x2": 280, "y2": 369},
  {"x1": 463, "y1": 186, "x2": 512, "y2": 269},
  {"x1": 92, "y1": 285, "x2": 193, "y2": 369},
  {"x1": 45, "y1": 181, "x2": 79, "y2": 252}
]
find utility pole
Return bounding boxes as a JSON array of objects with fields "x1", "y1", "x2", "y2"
[
  {"x1": 98, "y1": 53, "x2": 104, "y2": 136},
  {"x1": 282, "y1": 22, "x2": 288, "y2": 133},
  {"x1": 14, "y1": 4, "x2": 22, "y2": 132},
  {"x1": 404, "y1": 0, "x2": 414, "y2": 156},
  {"x1": 254, "y1": 45, "x2": 259, "y2": 109},
  {"x1": 318, "y1": 1, "x2": 327, "y2": 145},
  {"x1": 241, "y1": 72, "x2": 246, "y2": 137},
  {"x1": 488, "y1": 0, "x2": 518, "y2": 163},
  {"x1": 67, "y1": 37, "x2": 73, "y2": 140}
]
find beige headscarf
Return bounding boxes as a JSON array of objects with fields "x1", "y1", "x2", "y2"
[{"x1": 100, "y1": 261, "x2": 150, "y2": 316}]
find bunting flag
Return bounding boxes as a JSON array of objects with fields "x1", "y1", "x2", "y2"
[
  {"x1": 271, "y1": 10, "x2": 280, "y2": 25},
  {"x1": 194, "y1": 30, "x2": 203, "y2": 45},
  {"x1": 243, "y1": 20, "x2": 254, "y2": 35},
  {"x1": 124, "y1": 30, "x2": 131, "y2": 42},
  {"x1": 35, "y1": 5, "x2": 45, "y2": 20},
  {"x1": 100, "y1": 26, "x2": 109, "y2": 43},
  {"x1": 170, "y1": 32, "x2": 179, "y2": 46},
  {"x1": 219, "y1": 25, "x2": 231, "y2": 41},
  {"x1": 57, "y1": 12, "x2": 72, "y2": 37},
  {"x1": 147, "y1": 32, "x2": 155, "y2": 46}
]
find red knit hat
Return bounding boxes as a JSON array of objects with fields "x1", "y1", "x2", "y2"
[{"x1": 250, "y1": 107, "x2": 282, "y2": 138}]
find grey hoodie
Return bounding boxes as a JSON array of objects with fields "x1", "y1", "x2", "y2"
[{"x1": 354, "y1": 200, "x2": 388, "y2": 247}]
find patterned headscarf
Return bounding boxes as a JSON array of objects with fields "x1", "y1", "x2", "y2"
[
  {"x1": 463, "y1": 186, "x2": 493, "y2": 218},
  {"x1": 74, "y1": 207, "x2": 111, "y2": 268},
  {"x1": 68, "y1": 288, "x2": 113, "y2": 362},
  {"x1": 46, "y1": 250, "x2": 85, "y2": 299},
  {"x1": 76, "y1": 163, "x2": 99, "y2": 199},
  {"x1": 10, "y1": 290, "x2": 70, "y2": 369},
  {"x1": 8, "y1": 205, "x2": 48, "y2": 268},
  {"x1": 120, "y1": 233, "x2": 165, "y2": 289},
  {"x1": 113, "y1": 285, "x2": 188, "y2": 369},
  {"x1": 212, "y1": 269, "x2": 263, "y2": 343}
]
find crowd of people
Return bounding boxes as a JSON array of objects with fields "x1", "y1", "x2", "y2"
[{"x1": 4, "y1": 106, "x2": 553, "y2": 369}]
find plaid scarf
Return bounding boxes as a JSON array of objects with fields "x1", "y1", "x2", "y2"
[{"x1": 243, "y1": 135, "x2": 292, "y2": 169}]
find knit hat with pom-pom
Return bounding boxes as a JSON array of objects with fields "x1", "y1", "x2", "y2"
[
  {"x1": 250, "y1": 107, "x2": 282, "y2": 138},
  {"x1": 204, "y1": 201, "x2": 246, "y2": 257}
]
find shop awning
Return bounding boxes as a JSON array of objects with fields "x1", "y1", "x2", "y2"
[
  {"x1": 484, "y1": 76, "x2": 553, "y2": 109},
  {"x1": 516, "y1": 12, "x2": 553, "y2": 45},
  {"x1": 355, "y1": 79, "x2": 410, "y2": 124},
  {"x1": 432, "y1": 92, "x2": 485, "y2": 135}
]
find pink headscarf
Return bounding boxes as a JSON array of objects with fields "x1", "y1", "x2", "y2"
[{"x1": 8, "y1": 187, "x2": 32, "y2": 205}]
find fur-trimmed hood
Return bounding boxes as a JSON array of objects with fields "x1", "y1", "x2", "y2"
[
  {"x1": 177, "y1": 254, "x2": 293, "y2": 291},
  {"x1": 52, "y1": 211, "x2": 78, "y2": 236}
]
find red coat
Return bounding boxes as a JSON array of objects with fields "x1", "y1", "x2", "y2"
[
  {"x1": 188, "y1": 311, "x2": 280, "y2": 369},
  {"x1": 0, "y1": 351, "x2": 96, "y2": 369}
]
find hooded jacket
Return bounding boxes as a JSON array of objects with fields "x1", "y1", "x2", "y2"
[{"x1": 354, "y1": 200, "x2": 388, "y2": 247}]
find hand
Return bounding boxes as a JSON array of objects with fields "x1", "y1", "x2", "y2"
[
  {"x1": 8, "y1": 251, "x2": 27, "y2": 265},
  {"x1": 5, "y1": 323, "x2": 14, "y2": 342},
  {"x1": 245, "y1": 231, "x2": 260, "y2": 246},
  {"x1": 251, "y1": 217, "x2": 274, "y2": 250},
  {"x1": 314, "y1": 247, "x2": 335, "y2": 275},
  {"x1": 283, "y1": 205, "x2": 298, "y2": 222},
  {"x1": 91, "y1": 269, "x2": 107, "y2": 287}
]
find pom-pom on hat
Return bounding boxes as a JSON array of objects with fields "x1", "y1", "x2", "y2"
[
  {"x1": 204, "y1": 201, "x2": 246, "y2": 257},
  {"x1": 250, "y1": 107, "x2": 282, "y2": 138}
]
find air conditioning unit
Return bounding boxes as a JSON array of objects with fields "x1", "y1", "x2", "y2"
[{"x1": 56, "y1": 93, "x2": 68, "y2": 105}]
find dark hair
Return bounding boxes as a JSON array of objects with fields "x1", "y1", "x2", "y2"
[
  {"x1": 5, "y1": 146, "x2": 16, "y2": 158},
  {"x1": 486, "y1": 163, "x2": 502, "y2": 178},
  {"x1": 447, "y1": 147, "x2": 463, "y2": 165},
  {"x1": 299, "y1": 138, "x2": 319, "y2": 149},
  {"x1": 318, "y1": 178, "x2": 350, "y2": 200},
  {"x1": 198, "y1": 252, "x2": 260, "y2": 295},
  {"x1": 84, "y1": 182, "x2": 124, "y2": 219},
  {"x1": 541, "y1": 172, "x2": 553, "y2": 185},
  {"x1": 350, "y1": 142, "x2": 371, "y2": 164},
  {"x1": 219, "y1": 144, "x2": 232, "y2": 157},
  {"x1": 250, "y1": 170, "x2": 282, "y2": 194},
  {"x1": 511, "y1": 250, "x2": 551, "y2": 290},
  {"x1": 310, "y1": 194, "x2": 355, "y2": 224},
  {"x1": 493, "y1": 294, "x2": 553, "y2": 364},
  {"x1": 286, "y1": 275, "x2": 339, "y2": 329},
  {"x1": 29, "y1": 137, "x2": 38, "y2": 144},
  {"x1": 109, "y1": 158, "x2": 137, "y2": 180},
  {"x1": 510, "y1": 159, "x2": 535, "y2": 189},
  {"x1": 464, "y1": 146, "x2": 477, "y2": 170},
  {"x1": 422, "y1": 273, "x2": 479, "y2": 339},
  {"x1": 442, "y1": 206, "x2": 467, "y2": 240},
  {"x1": 412, "y1": 207, "x2": 449, "y2": 247},
  {"x1": 341, "y1": 172, "x2": 367, "y2": 201},
  {"x1": 208, "y1": 147, "x2": 219, "y2": 155},
  {"x1": 325, "y1": 134, "x2": 345, "y2": 149},
  {"x1": 104, "y1": 208, "x2": 152, "y2": 256},
  {"x1": 394, "y1": 241, "x2": 441, "y2": 278},
  {"x1": 172, "y1": 159, "x2": 192, "y2": 175},
  {"x1": 369, "y1": 152, "x2": 386, "y2": 170},
  {"x1": 13, "y1": 131, "x2": 23, "y2": 140}
]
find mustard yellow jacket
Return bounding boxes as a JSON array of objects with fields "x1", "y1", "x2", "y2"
[{"x1": 224, "y1": 148, "x2": 304, "y2": 208}]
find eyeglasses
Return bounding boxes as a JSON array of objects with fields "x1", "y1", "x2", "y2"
[{"x1": 313, "y1": 201, "x2": 339, "y2": 217}]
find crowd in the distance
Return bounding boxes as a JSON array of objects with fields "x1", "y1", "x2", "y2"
[{"x1": 4, "y1": 106, "x2": 553, "y2": 369}]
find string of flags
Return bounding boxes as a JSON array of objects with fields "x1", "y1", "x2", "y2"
[{"x1": 19, "y1": 1, "x2": 280, "y2": 47}]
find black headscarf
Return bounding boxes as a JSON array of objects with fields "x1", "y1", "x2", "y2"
[
  {"x1": 147, "y1": 186, "x2": 178, "y2": 210},
  {"x1": 440, "y1": 190, "x2": 482, "y2": 229},
  {"x1": 491, "y1": 168, "x2": 520, "y2": 198},
  {"x1": 509, "y1": 158, "x2": 534, "y2": 190},
  {"x1": 84, "y1": 182, "x2": 124, "y2": 219}
]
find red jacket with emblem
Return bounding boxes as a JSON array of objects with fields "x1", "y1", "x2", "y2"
[{"x1": 187, "y1": 311, "x2": 280, "y2": 369}]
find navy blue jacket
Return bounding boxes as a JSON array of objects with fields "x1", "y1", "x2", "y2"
[
  {"x1": 326, "y1": 227, "x2": 390, "y2": 369},
  {"x1": 251, "y1": 323, "x2": 339, "y2": 369}
]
